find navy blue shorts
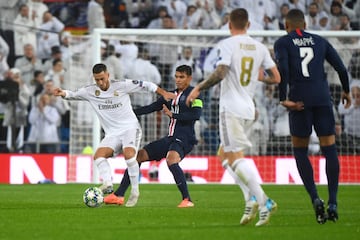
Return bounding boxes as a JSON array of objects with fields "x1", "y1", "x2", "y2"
[
  {"x1": 143, "y1": 136, "x2": 194, "y2": 161},
  {"x1": 289, "y1": 105, "x2": 335, "y2": 137}
]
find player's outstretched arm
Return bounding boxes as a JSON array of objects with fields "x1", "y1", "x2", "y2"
[
  {"x1": 186, "y1": 64, "x2": 229, "y2": 106},
  {"x1": 259, "y1": 66, "x2": 281, "y2": 84},
  {"x1": 155, "y1": 87, "x2": 176, "y2": 101},
  {"x1": 53, "y1": 87, "x2": 66, "y2": 97}
]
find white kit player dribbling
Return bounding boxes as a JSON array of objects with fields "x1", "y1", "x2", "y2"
[
  {"x1": 54, "y1": 63, "x2": 175, "y2": 207},
  {"x1": 187, "y1": 8, "x2": 281, "y2": 226}
]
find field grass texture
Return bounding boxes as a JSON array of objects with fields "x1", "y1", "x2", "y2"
[{"x1": 0, "y1": 184, "x2": 359, "y2": 240}]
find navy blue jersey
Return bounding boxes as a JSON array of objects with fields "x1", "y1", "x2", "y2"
[
  {"x1": 274, "y1": 29, "x2": 349, "y2": 106},
  {"x1": 134, "y1": 86, "x2": 202, "y2": 145}
]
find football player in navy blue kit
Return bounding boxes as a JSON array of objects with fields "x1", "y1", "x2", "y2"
[
  {"x1": 104, "y1": 65, "x2": 202, "y2": 207},
  {"x1": 274, "y1": 9, "x2": 351, "y2": 224}
]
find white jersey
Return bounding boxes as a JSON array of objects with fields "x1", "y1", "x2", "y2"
[
  {"x1": 216, "y1": 34, "x2": 276, "y2": 119},
  {"x1": 64, "y1": 79, "x2": 158, "y2": 135}
]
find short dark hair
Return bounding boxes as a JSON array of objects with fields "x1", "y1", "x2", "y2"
[
  {"x1": 286, "y1": 9, "x2": 305, "y2": 26},
  {"x1": 175, "y1": 65, "x2": 192, "y2": 76},
  {"x1": 52, "y1": 58, "x2": 62, "y2": 66},
  {"x1": 92, "y1": 63, "x2": 107, "y2": 74},
  {"x1": 230, "y1": 8, "x2": 248, "y2": 29},
  {"x1": 34, "y1": 70, "x2": 43, "y2": 78}
]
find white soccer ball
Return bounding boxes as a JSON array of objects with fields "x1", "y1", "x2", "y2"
[{"x1": 83, "y1": 187, "x2": 104, "y2": 208}]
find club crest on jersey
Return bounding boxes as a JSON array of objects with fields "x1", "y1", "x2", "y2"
[
  {"x1": 132, "y1": 79, "x2": 143, "y2": 87},
  {"x1": 114, "y1": 91, "x2": 119, "y2": 96},
  {"x1": 95, "y1": 90, "x2": 100, "y2": 96}
]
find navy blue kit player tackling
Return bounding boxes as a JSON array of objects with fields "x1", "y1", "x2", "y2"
[
  {"x1": 274, "y1": 9, "x2": 351, "y2": 224},
  {"x1": 104, "y1": 65, "x2": 203, "y2": 207}
]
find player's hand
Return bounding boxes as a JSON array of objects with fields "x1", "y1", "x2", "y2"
[
  {"x1": 186, "y1": 86, "x2": 200, "y2": 106},
  {"x1": 163, "y1": 91, "x2": 177, "y2": 101},
  {"x1": 53, "y1": 87, "x2": 65, "y2": 97},
  {"x1": 162, "y1": 104, "x2": 172, "y2": 118},
  {"x1": 281, "y1": 100, "x2": 304, "y2": 111},
  {"x1": 341, "y1": 91, "x2": 351, "y2": 109}
]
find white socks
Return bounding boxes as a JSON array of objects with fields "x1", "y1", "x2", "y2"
[
  {"x1": 222, "y1": 159, "x2": 251, "y2": 201},
  {"x1": 231, "y1": 159, "x2": 267, "y2": 206},
  {"x1": 94, "y1": 157, "x2": 112, "y2": 186},
  {"x1": 126, "y1": 156, "x2": 139, "y2": 192}
]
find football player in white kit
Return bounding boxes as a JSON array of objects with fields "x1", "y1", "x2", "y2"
[
  {"x1": 187, "y1": 8, "x2": 281, "y2": 226},
  {"x1": 54, "y1": 63, "x2": 175, "y2": 207}
]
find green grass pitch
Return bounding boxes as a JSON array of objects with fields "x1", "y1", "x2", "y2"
[{"x1": 0, "y1": 184, "x2": 359, "y2": 240}]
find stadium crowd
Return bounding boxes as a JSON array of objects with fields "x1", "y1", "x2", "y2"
[{"x1": 0, "y1": 0, "x2": 359, "y2": 155}]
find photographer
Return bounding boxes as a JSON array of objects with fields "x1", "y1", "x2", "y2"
[{"x1": 2, "y1": 68, "x2": 31, "y2": 152}]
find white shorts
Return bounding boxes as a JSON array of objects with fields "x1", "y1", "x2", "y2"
[
  {"x1": 219, "y1": 111, "x2": 253, "y2": 153},
  {"x1": 98, "y1": 127, "x2": 142, "y2": 155}
]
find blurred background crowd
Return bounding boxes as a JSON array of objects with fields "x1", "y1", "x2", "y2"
[{"x1": 0, "y1": 0, "x2": 359, "y2": 155}]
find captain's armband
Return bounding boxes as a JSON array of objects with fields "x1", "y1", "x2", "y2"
[{"x1": 191, "y1": 99, "x2": 203, "y2": 108}]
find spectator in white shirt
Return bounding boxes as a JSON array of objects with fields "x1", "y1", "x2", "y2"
[
  {"x1": 0, "y1": 36, "x2": 10, "y2": 80},
  {"x1": 27, "y1": 0, "x2": 48, "y2": 28},
  {"x1": 27, "y1": 93, "x2": 60, "y2": 153},
  {"x1": 37, "y1": 11, "x2": 64, "y2": 60},
  {"x1": 101, "y1": 42, "x2": 123, "y2": 80},
  {"x1": 14, "y1": 43, "x2": 43, "y2": 87},
  {"x1": 171, "y1": 46, "x2": 203, "y2": 85},
  {"x1": 13, "y1": 4, "x2": 37, "y2": 57},
  {"x1": 45, "y1": 59, "x2": 66, "y2": 88},
  {"x1": 87, "y1": 0, "x2": 106, "y2": 33}
]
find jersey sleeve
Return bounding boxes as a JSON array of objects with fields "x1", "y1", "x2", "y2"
[
  {"x1": 325, "y1": 41, "x2": 350, "y2": 93},
  {"x1": 274, "y1": 37, "x2": 289, "y2": 102},
  {"x1": 172, "y1": 97, "x2": 203, "y2": 121},
  {"x1": 261, "y1": 44, "x2": 276, "y2": 70},
  {"x1": 63, "y1": 88, "x2": 88, "y2": 101},
  {"x1": 215, "y1": 39, "x2": 232, "y2": 67},
  {"x1": 123, "y1": 79, "x2": 158, "y2": 93},
  {"x1": 133, "y1": 96, "x2": 165, "y2": 116}
]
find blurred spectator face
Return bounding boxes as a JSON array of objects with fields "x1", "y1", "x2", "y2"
[
  {"x1": 10, "y1": 70, "x2": 21, "y2": 84},
  {"x1": 319, "y1": 17, "x2": 328, "y2": 27},
  {"x1": 20, "y1": 5, "x2": 29, "y2": 17},
  {"x1": 158, "y1": 8, "x2": 168, "y2": 18},
  {"x1": 264, "y1": 84, "x2": 276, "y2": 99},
  {"x1": 24, "y1": 44, "x2": 34, "y2": 58},
  {"x1": 42, "y1": 11, "x2": 52, "y2": 23},
  {"x1": 351, "y1": 86, "x2": 360, "y2": 106},
  {"x1": 280, "y1": 4, "x2": 289, "y2": 18},
  {"x1": 162, "y1": 16, "x2": 174, "y2": 29},
  {"x1": 330, "y1": 2, "x2": 342, "y2": 16},
  {"x1": 44, "y1": 80, "x2": 55, "y2": 94},
  {"x1": 187, "y1": 5, "x2": 197, "y2": 16},
  {"x1": 308, "y1": 4, "x2": 319, "y2": 17},
  {"x1": 34, "y1": 71, "x2": 45, "y2": 84},
  {"x1": 222, "y1": 13, "x2": 230, "y2": 25},
  {"x1": 339, "y1": 14, "x2": 350, "y2": 28},
  {"x1": 182, "y1": 47, "x2": 193, "y2": 60},
  {"x1": 215, "y1": 0, "x2": 225, "y2": 10},
  {"x1": 53, "y1": 60, "x2": 63, "y2": 72}
]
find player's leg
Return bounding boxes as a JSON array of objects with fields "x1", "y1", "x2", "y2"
[
  {"x1": 167, "y1": 140, "x2": 194, "y2": 207},
  {"x1": 220, "y1": 112, "x2": 276, "y2": 226},
  {"x1": 114, "y1": 149, "x2": 149, "y2": 198},
  {"x1": 290, "y1": 108, "x2": 326, "y2": 224},
  {"x1": 218, "y1": 145, "x2": 251, "y2": 201},
  {"x1": 122, "y1": 128, "x2": 142, "y2": 207},
  {"x1": 315, "y1": 106, "x2": 339, "y2": 222},
  {"x1": 94, "y1": 136, "x2": 116, "y2": 194}
]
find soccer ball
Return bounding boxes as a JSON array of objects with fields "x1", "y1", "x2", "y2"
[{"x1": 83, "y1": 187, "x2": 104, "y2": 208}]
